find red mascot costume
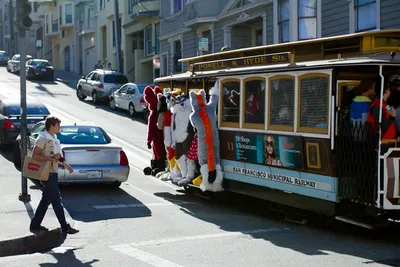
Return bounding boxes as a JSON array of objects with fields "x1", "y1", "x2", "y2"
[{"x1": 143, "y1": 86, "x2": 166, "y2": 176}]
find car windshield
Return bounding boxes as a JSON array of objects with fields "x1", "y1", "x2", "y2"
[
  {"x1": 104, "y1": 74, "x2": 128, "y2": 84},
  {"x1": 32, "y1": 61, "x2": 51, "y2": 67},
  {"x1": 57, "y1": 126, "x2": 111, "y2": 145},
  {"x1": 15, "y1": 56, "x2": 20, "y2": 61},
  {"x1": 6, "y1": 104, "x2": 50, "y2": 116},
  {"x1": 0, "y1": 51, "x2": 8, "y2": 56}
]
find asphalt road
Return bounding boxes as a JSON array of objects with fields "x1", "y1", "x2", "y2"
[{"x1": 0, "y1": 67, "x2": 399, "y2": 267}]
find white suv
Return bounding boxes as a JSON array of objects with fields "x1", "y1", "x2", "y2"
[{"x1": 76, "y1": 70, "x2": 128, "y2": 104}]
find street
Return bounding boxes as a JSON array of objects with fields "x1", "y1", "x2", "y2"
[{"x1": 0, "y1": 67, "x2": 399, "y2": 267}]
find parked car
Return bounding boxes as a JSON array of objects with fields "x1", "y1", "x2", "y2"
[
  {"x1": 0, "y1": 50, "x2": 10, "y2": 65},
  {"x1": 0, "y1": 99, "x2": 50, "y2": 148},
  {"x1": 76, "y1": 70, "x2": 129, "y2": 104},
  {"x1": 25, "y1": 59, "x2": 54, "y2": 81},
  {"x1": 14, "y1": 121, "x2": 130, "y2": 187},
  {"x1": 6, "y1": 54, "x2": 33, "y2": 73},
  {"x1": 109, "y1": 83, "x2": 146, "y2": 117}
]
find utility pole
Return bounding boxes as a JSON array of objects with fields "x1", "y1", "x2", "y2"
[
  {"x1": 17, "y1": 0, "x2": 33, "y2": 202},
  {"x1": 8, "y1": 0, "x2": 15, "y2": 55},
  {"x1": 113, "y1": 0, "x2": 121, "y2": 73}
]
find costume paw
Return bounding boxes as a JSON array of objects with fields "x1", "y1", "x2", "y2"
[
  {"x1": 143, "y1": 167, "x2": 152, "y2": 176},
  {"x1": 160, "y1": 172, "x2": 172, "y2": 181},
  {"x1": 177, "y1": 178, "x2": 192, "y2": 186},
  {"x1": 156, "y1": 170, "x2": 168, "y2": 179},
  {"x1": 199, "y1": 164, "x2": 213, "y2": 192},
  {"x1": 171, "y1": 176, "x2": 182, "y2": 186},
  {"x1": 151, "y1": 168, "x2": 160, "y2": 176},
  {"x1": 192, "y1": 175, "x2": 202, "y2": 186},
  {"x1": 212, "y1": 165, "x2": 224, "y2": 192}
]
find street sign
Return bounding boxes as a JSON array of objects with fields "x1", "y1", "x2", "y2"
[{"x1": 198, "y1": 37, "x2": 209, "y2": 52}]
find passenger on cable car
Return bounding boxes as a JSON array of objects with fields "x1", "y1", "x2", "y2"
[
  {"x1": 367, "y1": 75, "x2": 399, "y2": 153},
  {"x1": 245, "y1": 87, "x2": 261, "y2": 123},
  {"x1": 263, "y1": 135, "x2": 283, "y2": 167},
  {"x1": 350, "y1": 79, "x2": 375, "y2": 128}
]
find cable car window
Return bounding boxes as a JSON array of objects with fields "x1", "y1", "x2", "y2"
[
  {"x1": 221, "y1": 79, "x2": 241, "y2": 126},
  {"x1": 268, "y1": 75, "x2": 295, "y2": 131},
  {"x1": 244, "y1": 78, "x2": 265, "y2": 126},
  {"x1": 298, "y1": 74, "x2": 329, "y2": 133}
]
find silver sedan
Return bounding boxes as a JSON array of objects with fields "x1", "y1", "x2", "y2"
[{"x1": 14, "y1": 121, "x2": 130, "y2": 188}]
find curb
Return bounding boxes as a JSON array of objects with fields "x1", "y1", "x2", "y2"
[
  {"x1": 56, "y1": 78, "x2": 69, "y2": 85},
  {"x1": 0, "y1": 229, "x2": 66, "y2": 257}
]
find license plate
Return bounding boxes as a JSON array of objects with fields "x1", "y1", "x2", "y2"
[
  {"x1": 41, "y1": 69, "x2": 46, "y2": 72},
  {"x1": 87, "y1": 170, "x2": 103, "y2": 179}
]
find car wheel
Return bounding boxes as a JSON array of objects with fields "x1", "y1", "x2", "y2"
[
  {"x1": 110, "y1": 181, "x2": 121, "y2": 188},
  {"x1": 76, "y1": 87, "x2": 86, "y2": 100},
  {"x1": 92, "y1": 91, "x2": 98, "y2": 104},
  {"x1": 129, "y1": 103, "x2": 136, "y2": 117},
  {"x1": 109, "y1": 98, "x2": 116, "y2": 110},
  {"x1": 13, "y1": 142, "x2": 21, "y2": 171}
]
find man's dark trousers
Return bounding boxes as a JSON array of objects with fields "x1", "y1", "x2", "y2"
[{"x1": 30, "y1": 173, "x2": 69, "y2": 231}]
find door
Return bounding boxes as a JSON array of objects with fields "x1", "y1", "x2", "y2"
[
  {"x1": 125, "y1": 85, "x2": 137, "y2": 110},
  {"x1": 82, "y1": 72, "x2": 94, "y2": 95},
  {"x1": 64, "y1": 46, "x2": 70, "y2": 71},
  {"x1": 88, "y1": 73, "x2": 100, "y2": 96},
  {"x1": 115, "y1": 85, "x2": 128, "y2": 109},
  {"x1": 28, "y1": 123, "x2": 46, "y2": 154}
]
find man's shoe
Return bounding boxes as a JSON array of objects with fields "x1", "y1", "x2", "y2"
[
  {"x1": 30, "y1": 225, "x2": 49, "y2": 232},
  {"x1": 62, "y1": 226, "x2": 79, "y2": 235}
]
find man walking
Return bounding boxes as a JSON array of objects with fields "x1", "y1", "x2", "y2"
[{"x1": 29, "y1": 116, "x2": 79, "y2": 235}]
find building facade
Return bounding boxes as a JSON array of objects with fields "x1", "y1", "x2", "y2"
[
  {"x1": 159, "y1": 0, "x2": 400, "y2": 76},
  {"x1": 0, "y1": 0, "x2": 49, "y2": 59}
]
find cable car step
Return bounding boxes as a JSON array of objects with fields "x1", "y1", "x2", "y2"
[{"x1": 335, "y1": 216, "x2": 388, "y2": 230}]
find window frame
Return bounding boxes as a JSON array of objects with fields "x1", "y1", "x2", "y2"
[
  {"x1": 354, "y1": 0, "x2": 377, "y2": 32},
  {"x1": 219, "y1": 77, "x2": 242, "y2": 128},
  {"x1": 278, "y1": 0, "x2": 290, "y2": 43},
  {"x1": 298, "y1": 0, "x2": 317, "y2": 40},
  {"x1": 297, "y1": 72, "x2": 331, "y2": 134},
  {"x1": 267, "y1": 74, "x2": 296, "y2": 132},
  {"x1": 242, "y1": 76, "x2": 266, "y2": 130},
  {"x1": 144, "y1": 25, "x2": 153, "y2": 57}
]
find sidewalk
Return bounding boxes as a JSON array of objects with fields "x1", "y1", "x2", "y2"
[
  {"x1": 54, "y1": 70, "x2": 82, "y2": 87},
  {"x1": 0, "y1": 154, "x2": 75, "y2": 257}
]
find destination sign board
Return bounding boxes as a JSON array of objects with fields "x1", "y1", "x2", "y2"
[{"x1": 192, "y1": 52, "x2": 291, "y2": 72}]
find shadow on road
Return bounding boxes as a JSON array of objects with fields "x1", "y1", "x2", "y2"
[
  {"x1": 154, "y1": 190, "x2": 400, "y2": 264},
  {"x1": 79, "y1": 99, "x2": 147, "y2": 124},
  {"x1": 40, "y1": 248, "x2": 99, "y2": 267},
  {"x1": 59, "y1": 183, "x2": 152, "y2": 223}
]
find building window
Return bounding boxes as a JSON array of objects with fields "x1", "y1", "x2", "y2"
[
  {"x1": 278, "y1": 0, "x2": 290, "y2": 43},
  {"x1": 65, "y1": 4, "x2": 73, "y2": 24},
  {"x1": 173, "y1": 40, "x2": 182, "y2": 73},
  {"x1": 173, "y1": 0, "x2": 182, "y2": 14},
  {"x1": 221, "y1": 79, "x2": 241, "y2": 127},
  {"x1": 33, "y1": 2, "x2": 39, "y2": 13},
  {"x1": 298, "y1": 0, "x2": 317, "y2": 40},
  {"x1": 201, "y1": 30, "x2": 213, "y2": 55},
  {"x1": 59, "y1": 5, "x2": 62, "y2": 25},
  {"x1": 255, "y1": 29, "x2": 262, "y2": 46},
  {"x1": 355, "y1": 0, "x2": 376, "y2": 31},
  {"x1": 268, "y1": 75, "x2": 295, "y2": 131},
  {"x1": 145, "y1": 25, "x2": 153, "y2": 57},
  {"x1": 155, "y1": 23, "x2": 160, "y2": 54}
]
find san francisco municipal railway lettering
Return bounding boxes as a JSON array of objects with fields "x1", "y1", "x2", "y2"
[
  {"x1": 193, "y1": 52, "x2": 290, "y2": 72},
  {"x1": 232, "y1": 167, "x2": 317, "y2": 189}
]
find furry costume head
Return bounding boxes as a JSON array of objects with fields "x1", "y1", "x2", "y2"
[
  {"x1": 171, "y1": 91, "x2": 191, "y2": 114},
  {"x1": 157, "y1": 93, "x2": 168, "y2": 113},
  {"x1": 144, "y1": 86, "x2": 158, "y2": 112}
]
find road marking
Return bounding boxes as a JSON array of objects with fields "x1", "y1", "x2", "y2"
[
  {"x1": 92, "y1": 201, "x2": 192, "y2": 210},
  {"x1": 111, "y1": 245, "x2": 185, "y2": 267},
  {"x1": 126, "y1": 228, "x2": 290, "y2": 247}
]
